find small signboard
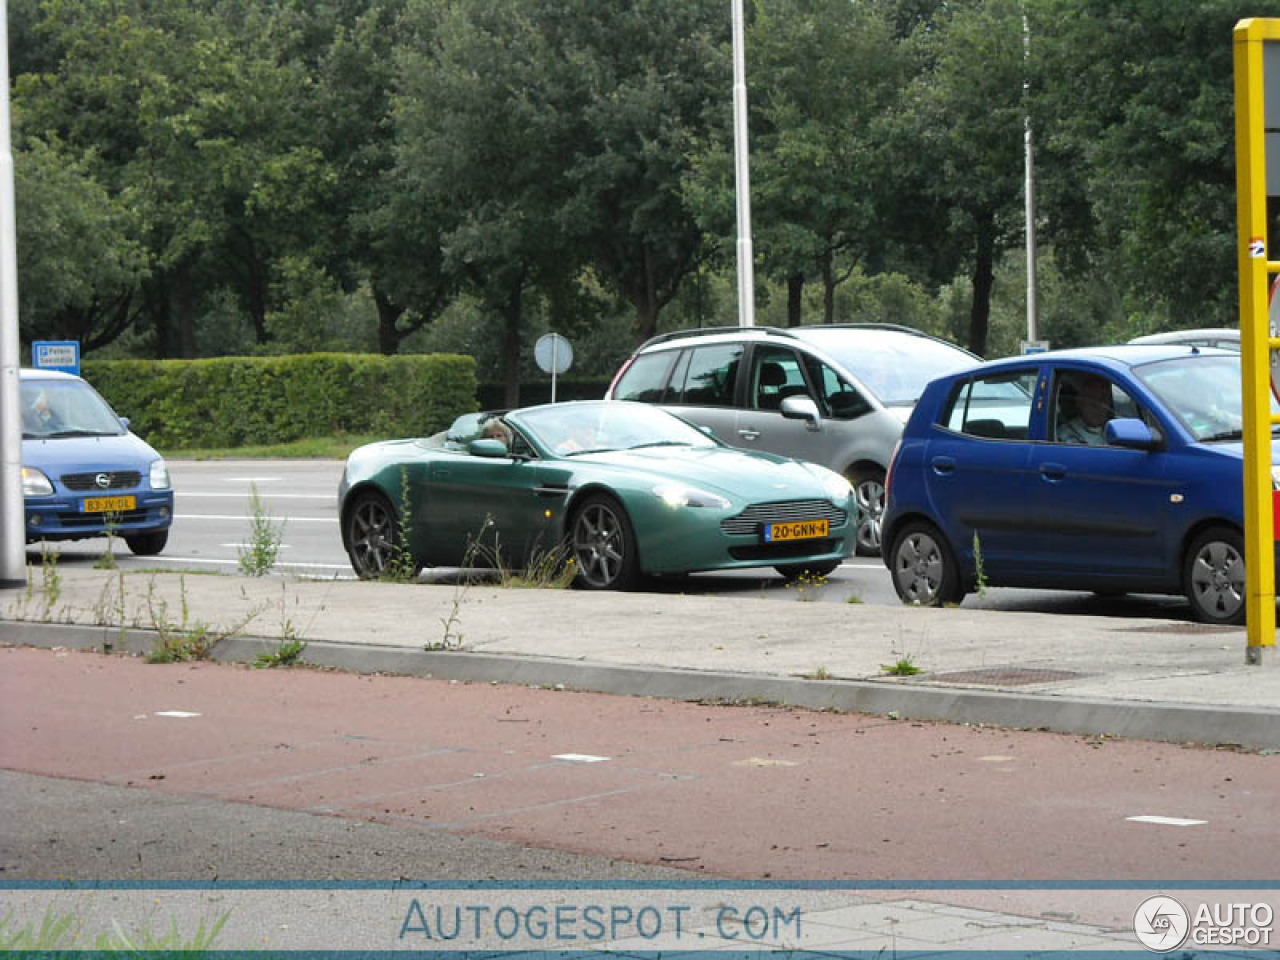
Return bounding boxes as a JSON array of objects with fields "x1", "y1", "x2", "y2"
[
  {"x1": 32, "y1": 340, "x2": 80, "y2": 376},
  {"x1": 1020, "y1": 339, "x2": 1050, "y2": 355}
]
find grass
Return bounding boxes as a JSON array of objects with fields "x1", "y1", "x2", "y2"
[
  {"x1": 160, "y1": 433, "x2": 382, "y2": 460},
  {"x1": 882, "y1": 655, "x2": 923, "y2": 676}
]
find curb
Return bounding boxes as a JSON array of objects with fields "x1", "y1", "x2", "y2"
[{"x1": 6, "y1": 620, "x2": 1279, "y2": 750}]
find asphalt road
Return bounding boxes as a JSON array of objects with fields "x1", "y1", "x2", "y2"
[
  {"x1": 4, "y1": 645, "x2": 1276, "y2": 883},
  {"x1": 28, "y1": 459, "x2": 1196, "y2": 621}
]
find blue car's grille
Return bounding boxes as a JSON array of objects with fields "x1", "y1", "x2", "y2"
[
  {"x1": 720, "y1": 499, "x2": 848, "y2": 536},
  {"x1": 60, "y1": 471, "x2": 142, "y2": 491}
]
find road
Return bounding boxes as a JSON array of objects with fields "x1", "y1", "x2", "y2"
[
  {"x1": 29, "y1": 459, "x2": 1196, "y2": 620},
  {"x1": 3, "y1": 645, "x2": 1275, "y2": 883}
]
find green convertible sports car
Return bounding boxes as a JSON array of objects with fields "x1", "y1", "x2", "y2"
[{"x1": 338, "y1": 400, "x2": 858, "y2": 589}]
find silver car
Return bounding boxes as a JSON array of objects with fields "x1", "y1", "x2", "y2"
[{"x1": 606, "y1": 324, "x2": 976, "y2": 555}]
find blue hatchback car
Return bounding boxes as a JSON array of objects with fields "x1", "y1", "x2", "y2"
[
  {"x1": 881, "y1": 345, "x2": 1280, "y2": 624},
  {"x1": 20, "y1": 369, "x2": 173, "y2": 555}
]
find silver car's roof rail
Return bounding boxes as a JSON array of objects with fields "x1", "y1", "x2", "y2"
[{"x1": 635, "y1": 322, "x2": 943, "y2": 352}]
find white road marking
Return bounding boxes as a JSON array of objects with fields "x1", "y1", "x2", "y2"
[
  {"x1": 154, "y1": 711, "x2": 201, "y2": 719},
  {"x1": 174, "y1": 514, "x2": 338, "y2": 523},
  {"x1": 1126, "y1": 815, "x2": 1207, "y2": 826},
  {"x1": 220, "y1": 542, "x2": 293, "y2": 550},
  {"x1": 133, "y1": 555, "x2": 352, "y2": 574},
  {"x1": 552, "y1": 753, "x2": 610, "y2": 763},
  {"x1": 179, "y1": 492, "x2": 334, "y2": 500}
]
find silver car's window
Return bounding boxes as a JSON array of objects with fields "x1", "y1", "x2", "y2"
[
  {"x1": 749, "y1": 346, "x2": 808, "y2": 411},
  {"x1": 794, "y1": 329, "x2": 973, "y2": 406},
  {"x1": 800, "y1": 353, "x2": 871, "y2": 420},
  {"x1": 943, "y1": 370, "x2": 1038, "y2": 440},
  {"x1": 673, "y1": 343, "x2": 742, "y2": 407},
  {"x1": 613, "y1": 351, "x2": 677, "y2": 402}
]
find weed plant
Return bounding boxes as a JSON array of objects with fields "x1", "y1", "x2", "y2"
[{"x1": 237, "y1": 482, "x2": 285, "y2": 576}]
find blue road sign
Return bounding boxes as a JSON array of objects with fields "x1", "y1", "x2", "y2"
[{"x1": 32, "y1": 341, "x2": 81, "y2": 376}]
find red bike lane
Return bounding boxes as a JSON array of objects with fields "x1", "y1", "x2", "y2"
[{"x1": 2, "y1": 645, "x2": 1276, "y2": 881}]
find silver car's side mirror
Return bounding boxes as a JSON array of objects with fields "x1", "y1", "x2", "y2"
[{"x1": 780, "y1": 395, "x2": 821, "y2": 431}]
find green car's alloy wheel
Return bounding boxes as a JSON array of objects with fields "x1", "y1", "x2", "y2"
[
  {"x1": 570, "y1": 494, "x2": 639, "y2": 590},
  {"x1": 890, "y1": 521, "x2": 964, "y2": 606},
  {"x1": 1184, "y1": 525, "x2": 1247, "y2": 625},
  {"x1": 125, "y1": 530, "x2": 168, "y2": 556},
  {"x1": 346, "y1": 491, "x2": 401, "y2": 579}
]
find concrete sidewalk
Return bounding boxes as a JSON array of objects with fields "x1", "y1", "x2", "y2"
[{"x1": 2, "y1": 566, "x2": 1278, "y2": 749}]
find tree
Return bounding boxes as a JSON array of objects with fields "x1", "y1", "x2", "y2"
[{"x1": 394, "y1": 0, "x2": 587, "y2": 405}]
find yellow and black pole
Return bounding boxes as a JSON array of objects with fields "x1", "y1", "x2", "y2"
[{"x1": 1232, "y1": 19, "x2": 1279, "y2": 662}]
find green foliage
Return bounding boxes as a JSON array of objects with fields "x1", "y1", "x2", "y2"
[
  {"x1": 84, "y1": 352, "x2": 476, "y2": 448},
  {"x1": 882, "y1": 656, "x2": 923, "y2": 677},
  {"x1": 237, "y1": 482, "x2": 285, "y2": 576},
  {"x1": 254, "y1": 637, "x2": 308, "y2": 668}
]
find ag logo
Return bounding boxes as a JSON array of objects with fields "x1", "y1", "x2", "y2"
[{"x1": 1134, "y1": 895, "x2": 1190, "y2": 952}]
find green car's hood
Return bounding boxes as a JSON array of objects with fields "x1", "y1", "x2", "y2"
[{"x1": 570, "y1": 444, "x2": 836, "y2": 500}]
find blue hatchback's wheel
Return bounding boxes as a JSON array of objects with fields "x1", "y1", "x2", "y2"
[
  {"x1": 889, "y1": 521, "x2": 964, "y2": 607},
  {"x1": 1184, "y1": 526, "x2": 1246, "y2": 625}
]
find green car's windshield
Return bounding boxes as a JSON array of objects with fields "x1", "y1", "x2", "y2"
[
  {"x1": 514, "y1": 402, "x2": 717, "y2": 457},
  {"x1": 20, "y1": 379, "x2": 127, "y2": 439},
  {"x1": 1134, "y1": 354, "x2": 1279, "y2": 442}
]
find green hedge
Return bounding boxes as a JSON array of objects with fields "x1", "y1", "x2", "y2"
[{"x1": 83, "y1": 353, "x2": 477, "y2": 449}]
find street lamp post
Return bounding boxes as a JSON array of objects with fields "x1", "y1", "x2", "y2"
[{"x1": 731, "y1": 0, "x2": 756, "y2": 328}]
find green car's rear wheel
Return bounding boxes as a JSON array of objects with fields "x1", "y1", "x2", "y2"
[{"x1": 569, "y1": 494, "x2": 639, "y2": 590}]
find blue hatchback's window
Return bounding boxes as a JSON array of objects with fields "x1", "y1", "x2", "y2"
[
  {"x1": 20, "y1": 379, "x2": 126, "y2": 439},
  {"x1": 943, "y1": 370, "x2": 1038, "y2": 440}
]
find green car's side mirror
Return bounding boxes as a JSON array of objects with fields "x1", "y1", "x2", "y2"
[{"x1": 468, "y1": 438, "x2": 511, "y2": 458}]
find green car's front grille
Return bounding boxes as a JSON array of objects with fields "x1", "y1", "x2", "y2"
[{"x1": 719, "y1": 499, "x2": 848, "y2": 537}]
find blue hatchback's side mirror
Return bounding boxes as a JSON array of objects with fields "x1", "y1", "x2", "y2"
[{"x1": 1105, "y1": 417, "x2": 1158, "y2": 450}]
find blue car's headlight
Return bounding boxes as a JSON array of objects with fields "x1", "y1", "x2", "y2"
[
  {"x1": 150, "y1": 460, "x2": 172, "y2": 490},
  {"x1": 652, "y1": 482, "x2": 730, "y2": 509},
  {"x1": 1272, "y1": 466, "x2": 1280, "y2": 490},
  {"x1": 22, "y1": 467, "x2": 54, "y2": 497}
]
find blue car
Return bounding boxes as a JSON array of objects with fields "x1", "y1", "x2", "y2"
[
  {"x1": 20, "y1": 369, "x2": 173, "y2": 555},
  {"x1": 881, "y1": 345, "x2": 1280, "y2": 624}
]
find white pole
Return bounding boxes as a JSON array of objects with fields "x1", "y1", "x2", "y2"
[
  {"x1": 731, "y1": 0, "x2": 756, "y2": 328},
  {"x1": 1023, "y1": 10, "x2": 1038, "y2": 343},
  {"x1": 0, "y1": 0, "x2": 28, "y2": 587},
  {"x1": 551, "y1": 338, "x2": 557, "y2": 404}
]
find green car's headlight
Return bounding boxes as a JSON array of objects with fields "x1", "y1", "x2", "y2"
[
  {"x1": 22, "y1": 467, "x2": 54, "y2": 497},
  {"x1": 804, "y1": 463, "x2": 854, "y2": 501},
  {"x1": 653, "y1": 482, "x2": 730, "y2": 509}
]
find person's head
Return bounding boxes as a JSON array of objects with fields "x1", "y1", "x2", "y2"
[
  {"x1": 1075, "y1": 375, "x2": 1113, "y2": 428},
  {"x1": 481, "y1": 417, "x2": 512, "y2": 447}
]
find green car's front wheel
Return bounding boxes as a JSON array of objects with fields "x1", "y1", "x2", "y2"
[
  {"x1": 569, "y1": 494, "x2": 639, "y2": 590},
  {"x1": 345, "y1": 491, "x2": 418, "y2": 580}
]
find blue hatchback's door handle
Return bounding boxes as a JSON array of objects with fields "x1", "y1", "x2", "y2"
[
  {"x1": 930, "y1": 455, "x2": 955, "y2": 475},
  {"x1": 1039, "y1": 462, "x2": 1066, "y2": 481}
]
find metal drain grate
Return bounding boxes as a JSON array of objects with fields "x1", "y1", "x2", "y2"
[{"x1": 929, "y1": 667, "x2": 1083, "y2": 686}]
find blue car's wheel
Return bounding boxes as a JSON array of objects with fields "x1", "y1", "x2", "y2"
[
  {"x1": 569, "y1": 494, "x2": 639, "y2": 590},
  {"x1": 889, "y1": 521, "x2": 964, "y2": 607},
  {"x1": 1184, "y1": 526, "x2": 1246, "y2": 625},
  {"x1": 125, "y1": 530, "x2": 168, "y2": 556}
]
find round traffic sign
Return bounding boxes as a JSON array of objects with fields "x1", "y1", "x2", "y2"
[{"x1": 535, "y1": 333, "x2": 573, "y2": 375}]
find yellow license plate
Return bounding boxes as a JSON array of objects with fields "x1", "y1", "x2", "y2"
[
  {"x1": 764, "y1": 519, "x2": 828, "y2": 543},
  {"x1": 82, "y1": 495, "x2": 136, "y2": 514}
]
